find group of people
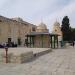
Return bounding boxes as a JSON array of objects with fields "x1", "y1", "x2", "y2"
[{"x1": 0, "y1": 42, "x2": 17, "y2": 48}]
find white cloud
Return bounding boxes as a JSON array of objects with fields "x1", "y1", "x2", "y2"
[
  {"x1": 0, "y1": 0, "x2": 75, "y2": 32},
  {"x1": 43, "y1": 0, "x2": 75, "y2": 32}
]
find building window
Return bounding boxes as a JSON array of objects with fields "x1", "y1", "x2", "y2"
[
  {"x1": 32, "y1": 27, "x2": 35, "y2": 31},
  {"x1": 17, "y1": 38, "x2": 21, "y2": 45},
  {"x1": 8, "y1": 38, "x2": 11, "y2": 43}
]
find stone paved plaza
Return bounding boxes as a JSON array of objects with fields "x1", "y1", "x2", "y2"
[{"x1": 0, "y1": 47, "x2": 75, "y2": 75}]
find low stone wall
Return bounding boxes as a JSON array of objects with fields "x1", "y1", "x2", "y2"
[
  {"x1": 0, "y1": 48, "x2": 52, "y2": 63},
  {"x1": 1, "y1": 51, "x2": 33, "y2": 63}
]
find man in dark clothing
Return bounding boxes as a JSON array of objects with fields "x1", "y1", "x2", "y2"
[{"x1": 73, "y1": 41, "x2": 74, "y2": 47}]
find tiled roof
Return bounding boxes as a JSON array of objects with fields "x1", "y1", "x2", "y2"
[{"x1": 27, "y1": 32, "x2": 59, "y2": 36}]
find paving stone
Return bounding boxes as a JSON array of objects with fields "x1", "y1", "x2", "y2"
[{"x1": 0, "y1": 47, "x2": 75, "y2": 75}]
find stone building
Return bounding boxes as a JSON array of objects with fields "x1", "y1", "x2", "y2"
[
  {"x1": 0, "y1": 15, "x2": 60, "y2": 48},
  {"x1": 52, "y1": 21, "x2": 62, "y2": 41},
  {"x1": 26, "y1": 22, "x2": 59, "y2": 48},
  {"x1": 0, "y1": 16, "x2": 36, "y2": 46}
]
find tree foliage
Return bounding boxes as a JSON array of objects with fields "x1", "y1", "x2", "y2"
[
  {"x1": 61, "y1": 16, "x2": 71, "y2": 41},
  {"x1": 70, "y1": 28, "x2": 75, "y2": 41}
]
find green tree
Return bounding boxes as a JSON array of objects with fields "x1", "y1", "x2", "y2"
[
  {"x1": 70, "y1": 28, "x2": 75, "y2": 41},
  {"x1": 61, "y1": 16, "x2": 71, "y2": 41}
]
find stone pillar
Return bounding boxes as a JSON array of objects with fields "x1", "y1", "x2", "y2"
[
  {"x1": 30, "y1": 36, "x2": 31, "y2": 47},
  {"x1": 41, "y1": 35, "x2": 43, "y2": 48},
  {"x1": 27, "y1": 35, "x2": 28, "y2": 47},
  {"x1": 54, "y1": 36, "x2": 55, "y2": 48},
  {"x1": 57, "y1": 36, "x2": 58, "y2": 48},
  {"x1": 32, "y1": 36, "x2": 35, "y2": 48},
  {"x1": 51, "y1": 36, "x2": 52, "y2": 48}
]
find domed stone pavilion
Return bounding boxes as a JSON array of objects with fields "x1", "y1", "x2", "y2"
[{"x1": 26, "y1": 22, "x2": 59, "y2": 48}]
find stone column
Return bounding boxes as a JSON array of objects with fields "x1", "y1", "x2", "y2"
[
  {"x1": 41, "y1": 35, "x2": 43, "y2": 48},
  {"x1": 27, "y1": 35, "x2": 28, "y2": 47},
  {"x1": 32, "y1": 36, "x2": 35, "y2": 48},
  {"x1": 50, "y1": 36, "x2": 52, "y2": 48},
  {"x1": 54, "y1": 35, "x2": 55, "y2": 48},
  {"x1": 57, "y1": 36, "x2": 58, "y2": 48}
]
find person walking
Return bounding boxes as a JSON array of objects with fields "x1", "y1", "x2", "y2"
[{"x1": 73, "y1": 41, "x2": 74, "y2": 47}]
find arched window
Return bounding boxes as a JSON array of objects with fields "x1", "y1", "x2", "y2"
[{"x1": 32, "y1": 27, "x2": 35, "y2": 31}]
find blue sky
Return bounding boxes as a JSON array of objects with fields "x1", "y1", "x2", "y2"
[{"x1": 0, "y1": 0, "x2": 75, "y2": 32}]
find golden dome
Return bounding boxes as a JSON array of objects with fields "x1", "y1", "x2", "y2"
[
  {"x1": 36, "y1": 22, "x2": 48, "y2": 32},
  {"x1": 37, "y1": 22, "x2": 47, "y2": 30},
  {"x1": 54, "y1": 21, "x2": 60, "y2": 27}
]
